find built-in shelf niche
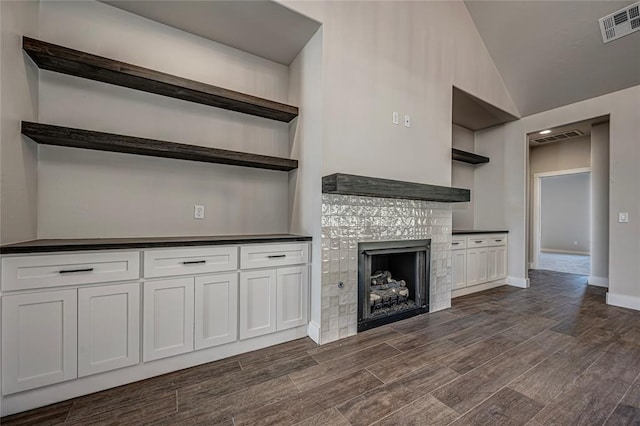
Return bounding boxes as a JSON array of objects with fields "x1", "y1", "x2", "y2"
[
  {"x1": 22, "y1": 122, "x2": 298, "y2": 172},
  {"x1": 452, "y1": 148, "x2": 490, "y2": 165},
  {"x1": 23, "y1": 37, "x2": 299, "y2": 122}
]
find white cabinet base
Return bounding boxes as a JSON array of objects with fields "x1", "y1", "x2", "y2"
[
  {"x1": 0, "y1": 324, "x2": 308, "y2": 417},
  {"x1": 451, "y1": 279, "x2": 507, "y2": 298}
]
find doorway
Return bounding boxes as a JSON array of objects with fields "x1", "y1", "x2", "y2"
[
  {"x1": 533, "y1": 169, "x2": 591, "y2": 275},
  {"x1": 527, "y1": 117, "x2": 609, "y2": 286}
]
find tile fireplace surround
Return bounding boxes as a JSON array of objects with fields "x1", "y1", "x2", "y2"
[{"x1": 320, "y1": 194, "x2": 453, "y2": 344}]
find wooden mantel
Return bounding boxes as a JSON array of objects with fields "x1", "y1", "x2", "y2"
[{"x1": 322, "y1": 173, "x2": 470, "y2": 202}]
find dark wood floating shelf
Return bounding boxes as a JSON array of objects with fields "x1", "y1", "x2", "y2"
[
  {"x1": 322, "y1": 173, "x2": 470, "y2": 202},
  {"x1": 22, "y1": 122, "x2": 298, "y2": 172},
  {"x1": 452, "y1": 148, "x2": 490, "y2": 165},
  {"x1": 23, "y1": 37, "x2": 298, "y2": 123}
]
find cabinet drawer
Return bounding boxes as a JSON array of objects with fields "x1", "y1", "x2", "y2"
[
  {"x1": 487, "y1": 235, "x2": 508, "y2": 247},
  {"x1": 143, "y1": 247, "x2": 238, "y2": 278},
  {"x1": 451, "y1": 237, "x2": 467, "y2": 250},
  {"x1": 240, "y1": 243, "x2": 309, "y2": 269},
  {"x1": 466, "y1": 236, "x2": 488, "y2": 248},
  {"x1": 1, "y1": 252, "x2": 140, "y2": 291}
]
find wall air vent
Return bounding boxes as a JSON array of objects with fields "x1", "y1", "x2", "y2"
[
  {"x1": 599, "y1": 1, "x2": 640, "y2": 43},
  {"x1": 532, "y1": 129, "x2": 584, "y2": 145}
]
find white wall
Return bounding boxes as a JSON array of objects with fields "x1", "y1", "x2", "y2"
[
  {"x1": 590, "y1": 122, "x2": 609, "y2": 286},
  {"x1": 36, "y1": 1, "x2": 293, "y2": 238},
  {"x1": 522, "y1": 86, "x2": 640, "y2": 309},
  {"x1": 451, "y1": 124, "x2": 475, "y2": 229},
  {"x1": 283, "y1": 0, "x2": 519, "y2": 187},
  {"x1": 529, "y1": 136, "x2": 591, "y2": 261},
  {"x1": 288, "y1": 28, "x2": 323, "y2": 342},
  {"x1": 0, "y1": 0, "x2": 39, "y2": 244},
  {"x1": 540, "y1": 173, "x2": 590, "y2": 253}
]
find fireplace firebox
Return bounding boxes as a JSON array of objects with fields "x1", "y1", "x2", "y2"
[{"x1": 358, "y1": 240, "x2": 430, "y2": 331}]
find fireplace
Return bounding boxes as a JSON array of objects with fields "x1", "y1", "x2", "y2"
[{"x1": 358, "y1": 240, "x2": 430, "y2": 331}]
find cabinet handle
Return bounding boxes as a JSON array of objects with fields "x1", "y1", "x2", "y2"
[
  {"x1": 268, "y1": 254, "x2": 286, "y2": 259},
  {"x1": 182, "y1": 260, "x2": 206, "y2": 265},
  {"x1": 59, "y1": 267, "x2": 94, "y2": 274},
  {"x1": 475, "y1": 241, "x2": 483, "y2": 244},
  {"x1": 495, "y1": 239, "x2": 503, "y2": 242},
  {"x1": 452, "y1": 242, "x2": 460, "y2": 245}
]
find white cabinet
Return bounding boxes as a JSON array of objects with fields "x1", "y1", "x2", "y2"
[
  {"x1": 277, "y1": 266, "x2": 309, "y2": 331},
  {"x1": 144, "y1": 246, "x2": 237, "y2": 278},
  {"x1": 240, "y1": 269, "x2": 277, "y2": 339},
  {"x1": 1, "y1": 251, "x2": 140, "y2": 291},
  {"x1": 466, "y1": 247, "x2": 488, "y2": 286},
  {"x1": 452, "y1": 233, "x2": 508, "y2": 297},
  {"x1": 451, "y1": 249, "x2": 467, "y2": 290},
  {"x1": 239, "y1": 243, "x2": 311, "y2": 340},
  {"x1": 487, "y1": 245, "x2": 507, "y2": 281},
  {"x1": 2, "y1": 289, "x2": 78, "y2": 394},
  {"x1": 78, "y1": 283, "x2": 140, "y2": 377},
  {"x1": 143, "y1": 278, "x2": 195, "y2": 362},
  {"x1": 195, "y1": 273, "x2": 238, "y2": 350}
]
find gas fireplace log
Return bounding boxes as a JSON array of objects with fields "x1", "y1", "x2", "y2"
[
  {"x1": 370, "y1": 279, "x2": 407, "y2": 290},
  {"x1": 370, "y1": 287, "x2": 409, "y2": 305}
]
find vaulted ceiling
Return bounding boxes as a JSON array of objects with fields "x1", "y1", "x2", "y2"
[{"x1": 465, "y1": 1, "x2": 640, "y2": 117}]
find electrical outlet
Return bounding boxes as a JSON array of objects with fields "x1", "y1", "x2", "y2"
[
  {"x1": 392, "y1": 112, "x2": 399, "y2": 125},
  {"x1": 194, "y1": 205, "x2": 205, "y2": 219},
  {"x1": 404, "y1": 115, "x2": 411, "y2": 127},
  {"x1": 619, "y1": 212, "x2": 629, "y2": 223},
  {"x1": 573, "y1": 241, "x2": 578, "y2": 245}
]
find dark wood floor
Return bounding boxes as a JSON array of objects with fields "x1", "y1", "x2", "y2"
[{"x1": 5, "y1": 269, "x2": 640, "y2": 425}]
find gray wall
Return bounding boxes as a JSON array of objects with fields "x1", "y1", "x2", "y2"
[
  {"x1": 540, "y1": 173, "x2": 590, "y2": 253},
  {"x1": 36, "y1": 1, "x2": 292, "y2": 239},
  {"x1": 0, "y1": 0, "x2": 39, "y2": 244},
  {"x1": 451, "y1": 124, "x2": 475, "y2": 229}
]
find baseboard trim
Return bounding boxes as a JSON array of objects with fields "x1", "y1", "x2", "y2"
[
  {"x1": 588, "y1": 276, "x2": 609, "y2": 288},
  {"x1": 452, "y1": 279, "x2": 507, "y2": 298},
  {"x1": 307, "y1": 321, "x2": 320, "y2": 344},
  {"x1": 607, "y1": 292, "x2": 640, "y2": 311},
  {"x1": 507, "y1": 276, "x2": 530, "y2": 288},
  {"x1": 540, "y1": 249, "x2": 590, "y2": 255}
]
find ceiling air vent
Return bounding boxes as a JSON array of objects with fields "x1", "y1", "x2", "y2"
[
  {"x1": 599, "y1": 1, "x2": 640, "y2": 43},
  {"x1": 532, "y1": 129, "x2": 584, "y2": 145}
]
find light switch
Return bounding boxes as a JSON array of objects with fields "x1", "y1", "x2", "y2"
[{"x1": 392, "y1": 112, "x2": 399, "y2": 125}]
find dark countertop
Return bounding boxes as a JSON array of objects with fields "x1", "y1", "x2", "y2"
[
  {"x1": 0, "y1": 234, "x2": 312, "y2": 254},
  {"x1": 452, "y1": 230, "x2": 509, "y2": 235}
]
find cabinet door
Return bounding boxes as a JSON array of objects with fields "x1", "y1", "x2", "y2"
[
  {"x1": 78, "y1": 283, "x2": 140, "y2": 377},
  {"x1": 277, "y1": 266, "x2": 309, "y2": 331},
  {"x1": 487, "y1": 247, "x2": 499, "y2": 281},
  {"x1": 496, "y1": 246, "x2": 508, "y2": 279},
  {"x1": 2, "y1": 289, "x2": 77, "y2": 394},
  {"x1": 143, "y1": 278, "x2": 194, "y2": 362},
  {"x1": 466, "y1": 248, "x2": 488, "y2": 286},
  {"x1": 240, "y1": 270, "x2": 277, "y2": 339},
  {"x1": 451, "y1": 250, "x2": 467, "y2": 290},
  {"x1": 195, "y1": 273, "x2": 238, "y2": 350}
]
